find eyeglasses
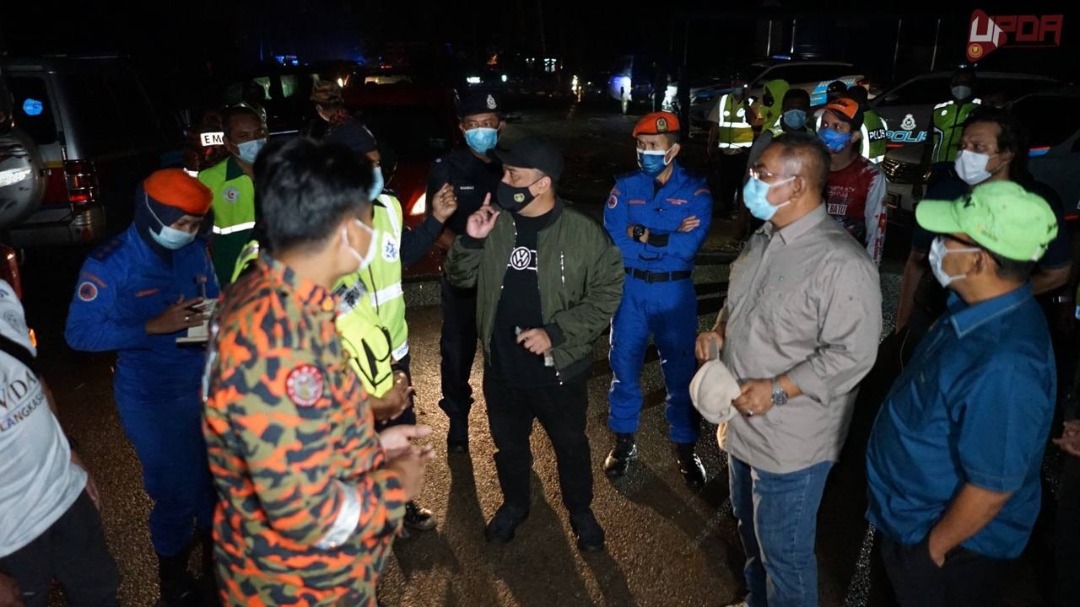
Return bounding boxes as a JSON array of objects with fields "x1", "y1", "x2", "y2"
[{"x1": 747, "y1": 167, "x2": 795, "y2": 182}]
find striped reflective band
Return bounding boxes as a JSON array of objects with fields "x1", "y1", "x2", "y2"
[
  {"x1": 315, "y1": 479, "x2": 360, "y2": 549},
  {"x1": 212, "y1": 221, "x2": 256, "y2": 235},
  {"x1": 370, "y1": 282, "x2": 403, "y2": 307}
]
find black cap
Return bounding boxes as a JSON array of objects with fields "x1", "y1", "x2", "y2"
[
  {"x1": 457, "y1": 91, "x2": 503, "y2": 119},
  {"x1": 493, "y1": 136, "x2": 564, "y2": 181}
]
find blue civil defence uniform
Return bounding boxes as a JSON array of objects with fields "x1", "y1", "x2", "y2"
[
  {"x1": 604, "y1": 162, "x2": 712, "y2": 443},
  {"x1": 64, "y1": 223, "x2": 219, "y2": 557}
]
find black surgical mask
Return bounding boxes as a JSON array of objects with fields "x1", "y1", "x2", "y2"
[{"x1": 496, "y1": 178, "x2": 542, "y2": 213}]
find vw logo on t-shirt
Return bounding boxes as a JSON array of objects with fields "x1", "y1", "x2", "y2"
[{"x1": 508, "y1": 246, "x2": 536, "y2": 271}]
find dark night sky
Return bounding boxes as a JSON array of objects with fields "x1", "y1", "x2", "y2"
[{"x1": 2, "y1": 1, "x2": 1077, "y2": 84}]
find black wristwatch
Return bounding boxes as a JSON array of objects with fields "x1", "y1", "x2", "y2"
[
  {"x1": 771, "y1": 377, "x2": 788, "y2": 407},
  {"x1": 632, "y1": 224, "x2": 646, "y2": 241}
]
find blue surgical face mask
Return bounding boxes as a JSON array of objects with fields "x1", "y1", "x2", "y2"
[
  {"x1": 782, "y1": 109, "x2": 808, "y2": 130},
  {"x1": 144, "y1": 194, "x2": 198, "y2": 250},
  {"x1": 742, "y1": 175, "x2": 794, "y2": 221},
  {"x1": 236, "y1": 138, "x2": 267, "y2": 164},
  {"x1": 818, "y1": 127, "x2": 853, "y2": 153},
  {"x1": 369, "y1": 165, "x2": 384, "y2": 201},
  {"x1": 464, "y1": 127, "x2": 498, "y2": 155},
  {"x1": 637, "y1": 148, "x2": 672, "y2": 177}
]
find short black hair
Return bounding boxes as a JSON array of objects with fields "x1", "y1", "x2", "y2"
[
  {"x1": 783, "y1": 88, "x2": 811, "y2": 106},
  {"x1": 255, "y1": 137, "x2": 373, "y2": 254},
  {"x1": 988, "y1": 251, "x2": 1037, "y2": 282},
  {"x1": 772, "y1": 131, "x2": 831, "y2": 191}
]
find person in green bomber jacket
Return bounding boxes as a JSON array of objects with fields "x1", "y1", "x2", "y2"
[{"x1": 445, "y1": 136, "x2": 623, "y2": 553}]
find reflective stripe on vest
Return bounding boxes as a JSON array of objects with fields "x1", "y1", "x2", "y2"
[
  {"x1": 715, "y1": 94, "x2": 754, "y2": 149},
  {"x1": 360, "y1": 194, "x2": 408, "y2": 357},
  {"x1": 212, "y1": 221, "x2": 257, "y2": 235}
]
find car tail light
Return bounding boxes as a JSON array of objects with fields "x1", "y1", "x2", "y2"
[
  {"x1": 64, "y1": 160, "x2": 99, "y2": 205},
  {"x1": 408, "y1": 192, "x2": 427, "y2": 217}
]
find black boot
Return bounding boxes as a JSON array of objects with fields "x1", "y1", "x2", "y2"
[
  {"x1": 197, "y1": 529, "x2": 220, "y2": 606},
  {"x1": 674, "y1": 442, "x2": 707, "y2": 490},
  {"x1": 603, "y1": 433, "x2": 637, "y2": 478},
  {"x1": 157, "y1": 550, "x2": 200, "y2": 607}
]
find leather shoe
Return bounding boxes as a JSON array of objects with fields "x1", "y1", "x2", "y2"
[
  {"x1": 674, "y1": 442, "x2": 707, "y2": 489},
  {"x1": 570, "y1": 509, "x2": 605, "y2": 553},
  {"x1": 447, "y1": 414, "x2": 469, "y2": 454},
  {"x1": 484, "y1": 505, "x2": 529, "y2": 543},
  {"x1": 603, "y1": 433, "x2": 637, "y2": 478},
  {"x1": 402, "y1": 501, "x2": 437, "y2": 535}
]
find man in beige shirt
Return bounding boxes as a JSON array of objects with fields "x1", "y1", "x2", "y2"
[{"x1": 696, "y1": 132, "x2": 881, "y2": 607}]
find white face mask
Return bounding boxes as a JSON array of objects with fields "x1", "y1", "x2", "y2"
[
  {"x1": 954, "y1": 150, "x2": 995, "y2": 185},
  {"x1": 952, "y1": 85, "x2": 973, "y2": 101},
  {"x1": 928, "y1": 235, "x2": 980, "y2": 288},
  {"x1": 344, "y1": 220, "x2": 378, "y2": 273}
]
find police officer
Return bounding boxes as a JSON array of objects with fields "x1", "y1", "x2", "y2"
[
  {"x1": 603, "y1": 111, "x2": 712, "y2": 488},
  {"x1": 65, "y1": 169, "x2": 219, "y2": 606},
  {"x1": 426, "y1": 91, "x2": 506, "y2": 453},
  {"x1": 707, "y1": 75, "x2": 755, "y2": 216},
  {"x1": 199, "y1": 105, "x2": 266, "y2": 286},
  {"x1": 847, "y1": 85, "x2": 888, "y2": 164}
]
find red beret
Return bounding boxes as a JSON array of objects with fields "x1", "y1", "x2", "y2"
[
  {"x1": 143, "y1": 168, "x2": 212, "y2": 216},
  {"x1": 633, "y1": 111, "x2": 681, "y2": 137}
]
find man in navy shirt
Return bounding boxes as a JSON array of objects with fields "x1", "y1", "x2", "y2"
[{"x1": 866, "y1": 181, "x2": 1060, "y2": 606}]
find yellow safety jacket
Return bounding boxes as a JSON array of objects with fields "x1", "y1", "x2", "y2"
[
  {"x1": 713, "y1": 93, "x2": 754, "y2": 150},
  {"x1": 931, "y1": 99, "x2": 981, "y2": 164},
  {"x1": 199, "y1": 157, "x2": 256, "y2": 286},
  {"x1": 861, "y1": 110, "x2": 889, "y2": 164}
]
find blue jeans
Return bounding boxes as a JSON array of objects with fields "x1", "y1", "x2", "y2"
[{"x1": 728, "y1": 455, "x2": 832, "y2": 607}]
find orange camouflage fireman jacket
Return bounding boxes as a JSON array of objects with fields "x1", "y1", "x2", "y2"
[{"x1": 203, "y1": 253, "x2": 405, "y2": 606}]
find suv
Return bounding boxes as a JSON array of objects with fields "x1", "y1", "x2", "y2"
[
  {"x1": 871, "y1": 70, "x2": 1061, "y2": 224},
  {"x1": 680, "y1": 58, "x2": 869, "y2": 139},
  {"x1": 1009, "y1": 86, "x2": 1080, "y2": 224},
  {"x1": 0, "y1": 55, "x2": 178, "y2": 248}
]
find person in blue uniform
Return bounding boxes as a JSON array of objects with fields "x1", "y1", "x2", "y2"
[
  {"x1": 64, "y1": 168, "x2": 219, "y2": 606},
  {"x1": 603, "y1": 111, "x2": 712, "y2": 488}
]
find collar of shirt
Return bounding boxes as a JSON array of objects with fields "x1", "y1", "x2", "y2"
[
  {"x1": 257, "y1": 252, "x2": 337, "y2": 317},
  {"x1": 945, "y1": 283, "x2": 1033, "y2": 339},
  {"x1": 755, "y1": 204, "x2": 829, "y2": 245},
  {"x1": 225, "y1": 155, "x2": 246, "y2": 181}
]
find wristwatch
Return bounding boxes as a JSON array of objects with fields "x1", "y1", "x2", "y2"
[
  {"x1": 771, "y1": 377, "x2": 788, "y2": 407},
  {"x1": 632, "y1": 224, "x2": 646, "y2": 241}
]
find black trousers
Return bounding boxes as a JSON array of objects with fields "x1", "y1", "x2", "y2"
[
  {"x1": 713, "y1": 150, "x2": 749, "y2": 216},
  {"x1": 878, "y1": 533, "x2": 1009, "y2": 607},
  {"x1": 438, "y1": 274, "x2": 478, "y2": 419},
  {"x1": 375, "y1": 352, "x2": 416, "y2": 430},
  {"x1": 483, "y1": 372, "x2": 593, "y2": 514},
  {"x1": 1056, "y1": 454, "x2": 1080, "y2": 607},
  {"x1": 0, "y1": 491, "x2": 120, "y2": 607}
]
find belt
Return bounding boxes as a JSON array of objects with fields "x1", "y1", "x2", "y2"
[{"x1": 625, "y1": 268, "x2": 692, "y2": 283}]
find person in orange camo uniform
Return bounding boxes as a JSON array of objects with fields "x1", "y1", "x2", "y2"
[{"x1": 202, "y1": 136, "x2": 434, "y2": 606}]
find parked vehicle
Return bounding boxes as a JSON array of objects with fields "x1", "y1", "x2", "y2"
[
  {"x1": 0, "y1": 55, "x2": 178, "y2": 248},
  {"x1": 1009, "y1": 85, "x2": 1080, "y2": 224},
  {"x1": 872, "y1": 70, "x2": 1062, "y2": 224},
  {"x1": 342, "y1": 81, "x2": 461, "y2": 279},
  {"x1": 680, "y1": 58, "x2": 869, "y2": 139}
]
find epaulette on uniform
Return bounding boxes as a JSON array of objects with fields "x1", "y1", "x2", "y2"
[{"x1": 92, "y1": 236, "x2": 125, "y2": 262}]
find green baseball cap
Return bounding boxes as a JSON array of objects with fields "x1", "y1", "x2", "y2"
[{"x1": 916, "y1": 181, "x2": 1059, "y2": 262}]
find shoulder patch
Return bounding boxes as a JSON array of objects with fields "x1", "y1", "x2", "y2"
[
  {"x1": 77, "y1": 281, "x2": 98, "y2": 302},
  {"x1": 607, "y1": 195, "x2": 618, "y2": 209},
  {"x1": 286, "y1": 364, "x2": 324, "y2": 408}
]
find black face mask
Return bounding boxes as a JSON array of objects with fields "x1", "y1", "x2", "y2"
[{"x1": 496, "y1": 177, "x2": 543, "y2": 213}]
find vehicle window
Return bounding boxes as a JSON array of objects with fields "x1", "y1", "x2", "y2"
[
  {"x1": 799, "y1": 65, "x2": 856, "y2": 84},
  {"x1": 1013, "y1": 95, "x2": 1080, "y2": 149},
  {"x1": 978, "y1": 77, "x2": 1058, "y2": 107},
  {"x1": 63, "y1": 68, "x2": 165, "y2": 155},
  {"x1": 875, "y1": 78, "x2": 947, "y2": 107},
  {"x1": 7, "y1": 76, "x2": 57, "y2": 145}
]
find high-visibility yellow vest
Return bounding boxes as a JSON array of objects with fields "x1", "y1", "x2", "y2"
[
  {"x1": 333, "y1": 275, "x2": 396, "y2": 397},
  {"x1": 931, "y1": 99, "x2": 981, "y2": 164},
  {"x1": 714, "y1": 94, "x2": 754, "y2": 149},
  {"x1": 199, "y1": 157, "x2": 256, "y2": 286},
  {"x1": 861, "y1": 110, "x2": 889, "y2": 164}
]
